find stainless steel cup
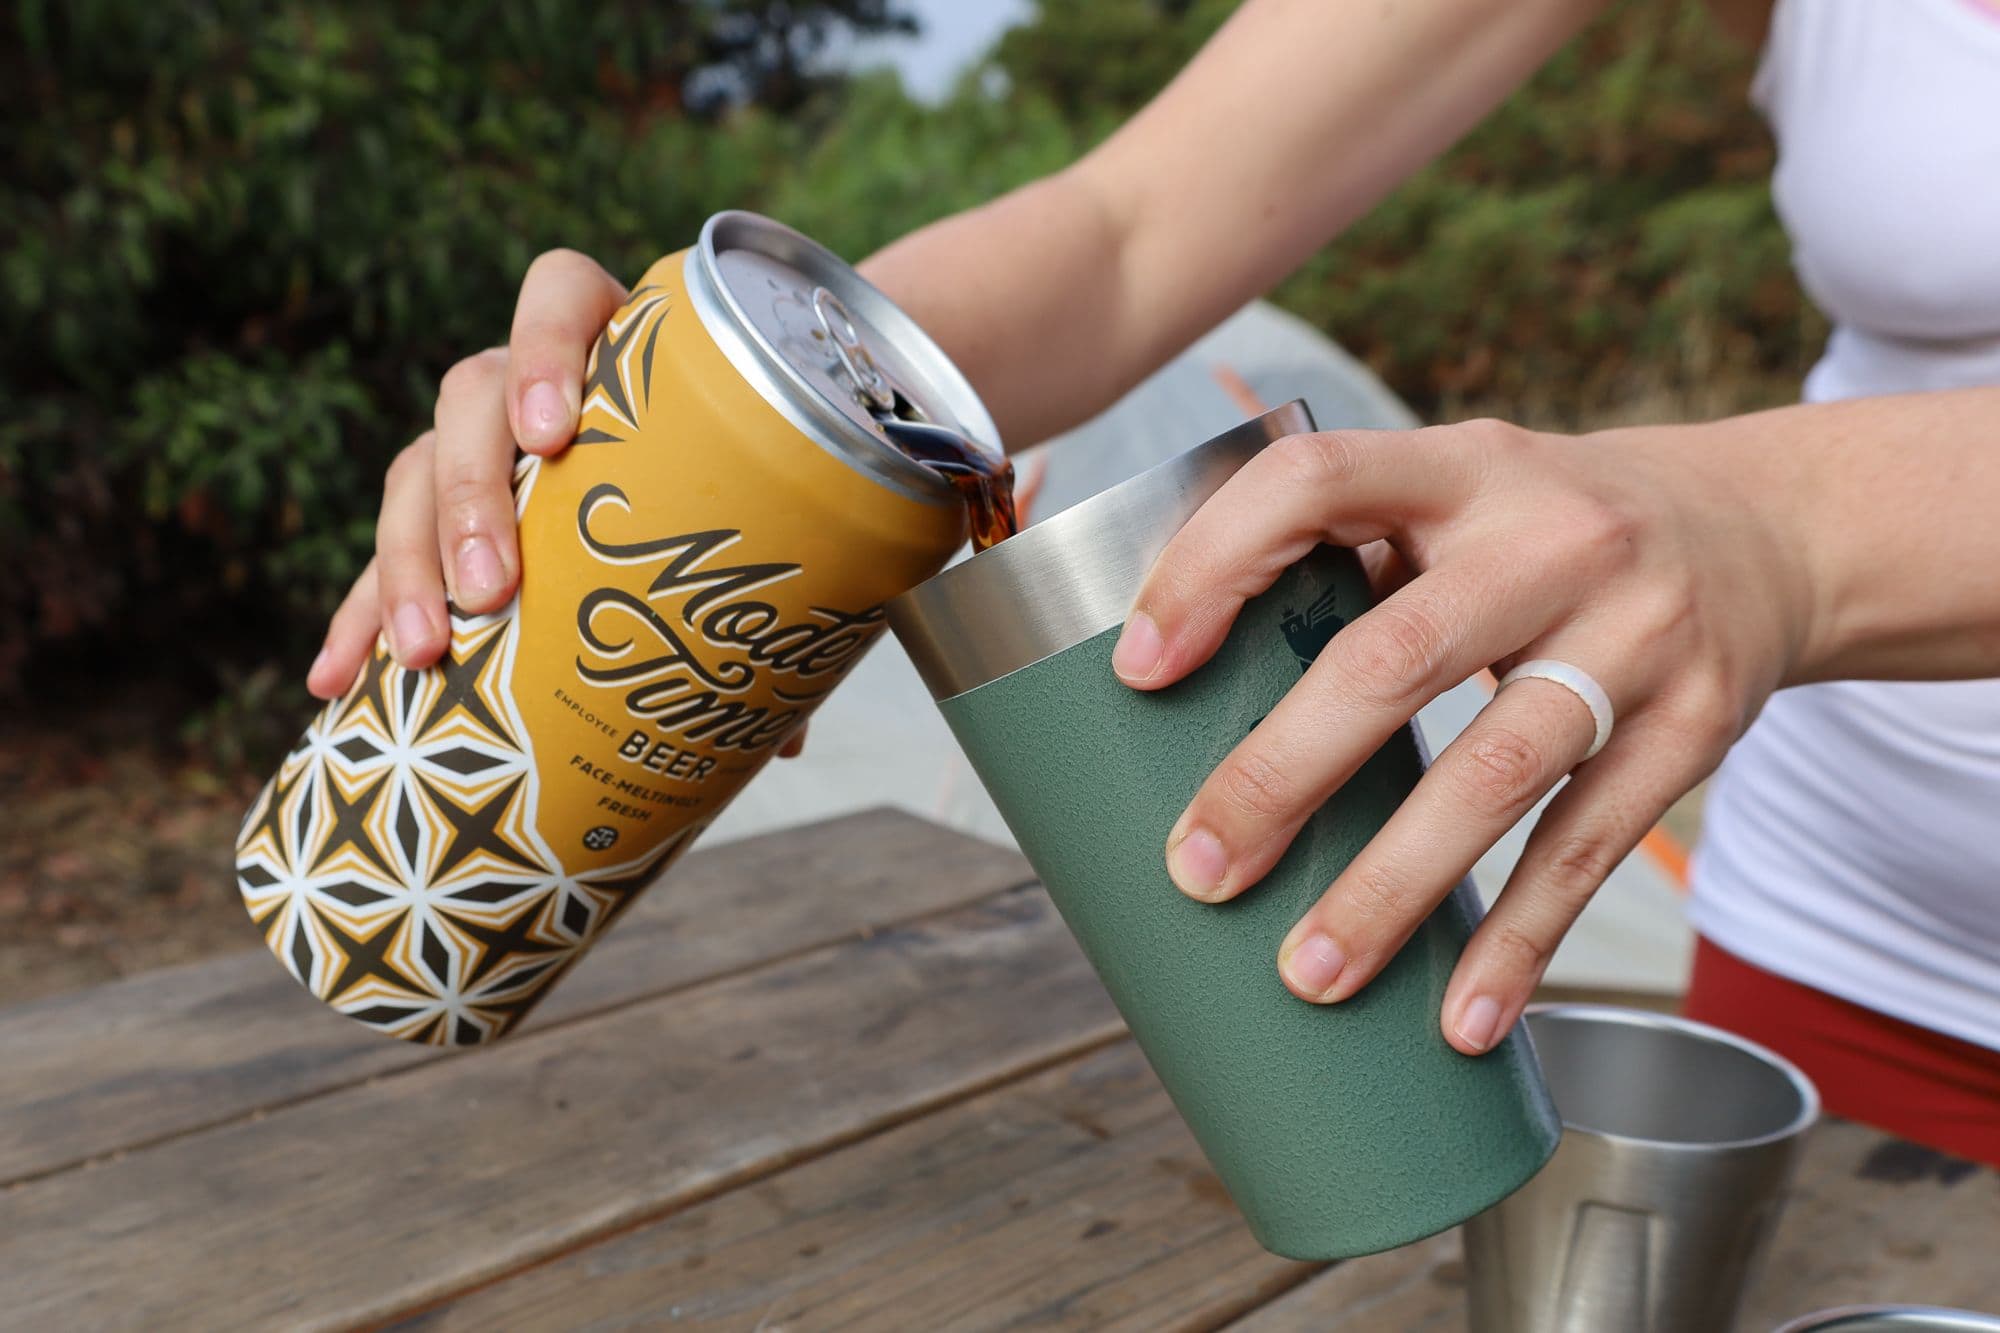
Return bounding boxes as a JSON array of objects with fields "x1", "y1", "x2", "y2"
[
  {"x1": 1466, "y1": 1004, "x2": 1820, "y2": 1333},
  {"x1": 1774, "y1": 1311, "x2": 2000, "y2": 1332}
]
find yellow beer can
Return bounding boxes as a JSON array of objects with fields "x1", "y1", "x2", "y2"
[{"x1": 234, "y1": 212, "x2": 1000, "y2": 1045}]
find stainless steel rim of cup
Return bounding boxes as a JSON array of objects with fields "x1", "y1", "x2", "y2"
[
  {"x1": 1525, "y1": 1003, "x2": 1821, "y2": 1151},
  {"x1": 887, "y1": 400, "x2": 1315, "y2": 700},
  {"x1": 1770, "y1": 1307, "x2": 2000, "y2": 1332}
]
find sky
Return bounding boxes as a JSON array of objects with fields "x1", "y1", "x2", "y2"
[{"x1": 836, "y1": 0, "x2": 1034, "y2": 102}]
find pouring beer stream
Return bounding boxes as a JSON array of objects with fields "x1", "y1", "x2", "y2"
[{"x1": 879, "y1": 417, "x2": 1019, "y2": 552}]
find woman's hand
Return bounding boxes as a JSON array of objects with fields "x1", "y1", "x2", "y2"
[
  {"x1": 1112, "y1": 418, "x2": 1819, "y2": 1055},
  {"x1": 307, "y1": 249, "x2": 629, "y2": 699}
]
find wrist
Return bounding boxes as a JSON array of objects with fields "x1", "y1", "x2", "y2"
[
  {"x1": 1611, "y1": 413, "x2": 1836, "y2": 688},
  {"x1": 1670, "y1": 405, "x2": 1868, "y2": 686},
  {"x1": 1745, "y1": 391, "x2": 2000, "y2": 684}
]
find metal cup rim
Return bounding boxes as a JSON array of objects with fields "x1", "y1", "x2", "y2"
[
  {"x1": 1770, "y1": 1305, "x2": 2000, "y2": 1332},
  {"x1": 1526, "y1": 1001, "x2": 1822, "y2": 1153},
  {"x1": 886, "y1": 401, "x2": 1313, "y2": 700}
]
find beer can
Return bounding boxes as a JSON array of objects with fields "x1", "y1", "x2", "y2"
[{"x1": 234, "y1": 211, "x2": 999, "y2": 1045}]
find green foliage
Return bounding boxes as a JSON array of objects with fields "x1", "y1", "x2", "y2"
[
  {"x1": 179, "y1": 660, "x2": 296, "y2": 775},
  {"x1": 777, "y1": 0, "x2": 1817, "y2": 422},
  {"x1": 2, "y1": 0, "x2": 1815, "y2": 739},
  {"x1": 760, "y1": 73, "x2": 1093, "y2": 258},
  {"x1": 988, "y1": 0, "x2": 1236, "y2": 121},
  {"x1": 127, "y1": 348, "x2": 380, "y2": 621},
  {"x1": 1267, "y1": 1, "x2": 1820, "y2": 420},
  {"x1": 0, "y1": 0, "x2": 901, "y2": 690}
]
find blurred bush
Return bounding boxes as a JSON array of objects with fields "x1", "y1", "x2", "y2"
[
  {"x1": 0, "y1": 0, "x2": 897, "y2": 697},
  {"x1": 773, "y1": 0, "x2": 1818, "y2": 423},
  {"x1": 1273, "y1": 0, "x2": 1823, "y2": 422},
  {"x1": 0, "y1": 0, "x2": 1816, "y2": 751}
]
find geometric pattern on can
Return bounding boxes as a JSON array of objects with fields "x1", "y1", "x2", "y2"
[
  {"x1": 234, "y1": 613, "x2": 691, "y2": 1046},
  {"x1": 235, "y1": 294, "x2": 697, "y2": 1046}
]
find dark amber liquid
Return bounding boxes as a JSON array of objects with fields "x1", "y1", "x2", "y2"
[{"x1": 880, "y1": 419, "x2": 1020, "y2": 552}]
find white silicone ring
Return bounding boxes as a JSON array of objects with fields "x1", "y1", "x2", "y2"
[{"x1": 1496, "y1": 658, "x2": 1615, "y2": 760}]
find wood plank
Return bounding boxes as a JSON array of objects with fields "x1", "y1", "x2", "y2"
[
  {"x1": 1225, "y1": 1118, "x2": 2000, "y2": 1330},
  {"x1": 1739, "y1": 1118, "x2": 2000, "y2": 1326},
  {"x1": 1224, "y1": 1234, "x2": 1464, "y2": 1332},
  {"x1": 397, "y1": 1041, "x2": 1318, "y2": 1333},
  {"x1": 0, "y1": 885, "x2": 1123, "y2": 1332},
  {"x1": 0, "y1": 809, "x2": 1034, "y2": 1184}
]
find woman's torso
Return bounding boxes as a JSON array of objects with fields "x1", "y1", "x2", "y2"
[{"x1": 1687, "y1": 0, "x2": 2000, "y2": 1050}]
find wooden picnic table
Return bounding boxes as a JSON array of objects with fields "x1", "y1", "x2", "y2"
[{"x1": 0, "y1": 809, "x2": 1994, "y2": 1331}]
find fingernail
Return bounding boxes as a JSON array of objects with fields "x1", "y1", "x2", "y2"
[
  {"x1": 1455, "y1": 995, "x2": 1502, "y2": 1052},
  {"x1": 456, "y1": 535, "x2": 506, "y2": 604},
  {"x1": 1167, "y1": 826, "x2": 1227, "y2": 899},
  {"x1": 391, "y1": 603, "x2": 434, "y2": 662},
  {"x1": 1112, "y1": 613, "x2": 1163, "y2": 682},
  {"x1": 1282, "y1": 931, "x2": 1347, "y2": 999},
  {"x1": 520, "y1": 380, "x2": 570, "y2": 448}
]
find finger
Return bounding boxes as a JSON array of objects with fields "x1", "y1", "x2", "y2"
[
  {"x1": 1164, "y1": 557, "x2": 1561, "y2": 903},
  {"x1": 309, "y1": 559, "x2": 383, "y2": 699},
  {"x1": 1439, "y1": 708, "x2": 1722, "y2": 1054},
  {"x1": 1112, "y1": 427, "x2": 1482, "y2": 688},
  {"x1": 777, "y1": 723, "x2": 808, "y2": 760},
  {"x1": 507, "y1": 249, "x2": 629, "y2": 454},
  {"x1": 1273, "y1": 675, "x2": 1601, "y2": 1006},
  {"x1": 376, "y1": 432, "x2": 450, "y2": 669},
  {"x1": 434, "y1": 348, "x2": 523, "y2": 613}
]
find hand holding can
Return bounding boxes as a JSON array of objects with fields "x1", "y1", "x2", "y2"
[{"x1": 238, "y1": 213, "x2": 1002, "y2": 1045}]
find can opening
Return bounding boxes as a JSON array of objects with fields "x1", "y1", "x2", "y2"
[
  {"x1": 690, "y1": 211, "x2": 1004, "y2": 509},
  {"x1": 873, "y1": 397, "x2": 1019, "y2": 552}
]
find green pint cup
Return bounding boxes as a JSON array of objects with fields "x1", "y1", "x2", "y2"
[{"x1": 886, "y1": 402, "x2": 1560, "y2": 1259}]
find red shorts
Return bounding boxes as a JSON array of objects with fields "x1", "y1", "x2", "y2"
[{"x1": 1683, "y1": 936, "x2": 2000, "y2": 1168}]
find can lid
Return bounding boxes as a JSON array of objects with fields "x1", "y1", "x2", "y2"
[{"x1": 685, "y1": 211, "x2": 1003, "y2": 506}]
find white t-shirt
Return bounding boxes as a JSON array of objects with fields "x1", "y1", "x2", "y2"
[{"x1": 1687, "y1": 0, "x2": 2000, "y2": 1050}]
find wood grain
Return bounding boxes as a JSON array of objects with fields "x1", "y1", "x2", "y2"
[
  {"x1": 0, "y1": 886, "x2": 1122, "y2": 1331},
  {"x1": 0, "y1": 809, "x2": 1033, "y2": 1185},
  {"x1": 1225, "y1": 1118, "x2": 2000, "y2": 1330},
  {"x1": 1224, "y1": 1234, "x2": 1465, "y2": 1332},
  {"x1": 7, "y1": 803, "x2": 1992, "y2": 1333},
  {"x1": 399, "y1": 1041, "x2": 1318, "y2": 1333},
  {"x1": 1739, "y1": 1118, "x2": 2000, "y2": 1327}
]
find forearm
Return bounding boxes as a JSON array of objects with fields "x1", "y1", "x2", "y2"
[
  {"x1": 1657, "y1": 389, "x2": 2000, "y2": 684},
  {"x1": 863, "y1": 0, "x2": 1607, "y2": 449},
  {"x1": 860, "y1": 170, "x2": 1130, "y2": 447}
]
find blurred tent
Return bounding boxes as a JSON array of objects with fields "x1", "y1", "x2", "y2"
[{"x1": 703, "y1": 300, "x2": 1692, "y2": 996}]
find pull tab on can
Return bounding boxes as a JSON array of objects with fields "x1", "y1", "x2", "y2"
[{"x1": 812, "y1": 285, "x2": 897, "y2": 414}]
